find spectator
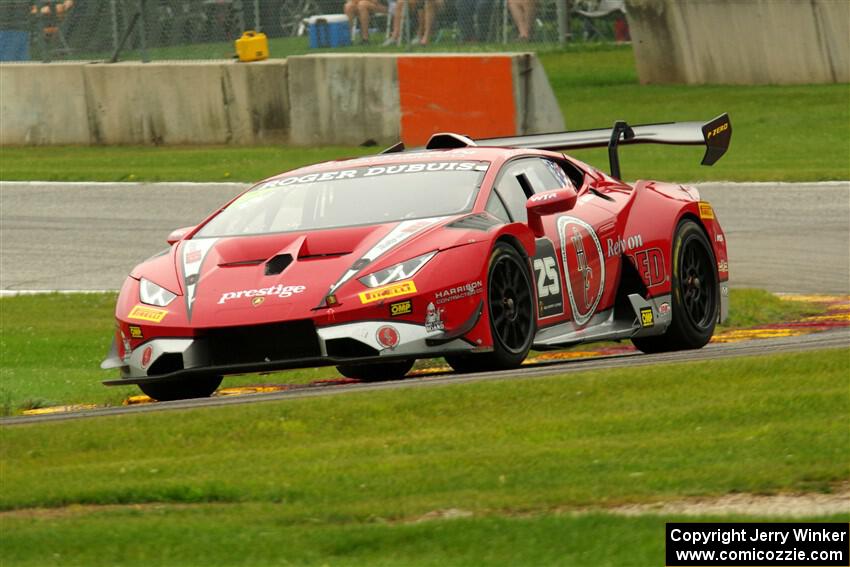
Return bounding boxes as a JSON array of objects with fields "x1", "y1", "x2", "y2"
[
  {"x1": 344, "y1": 0, "x2": 388, "y2": 43},
  {"x1": 457, "y1": 0, "x2": 493, "y2": 42},
  {"x1": 383, "y1": 0, "x2": 444, "y2": 46},
  {"x1": 508, "y1": 0, "x2": 535, "y2": 41}
]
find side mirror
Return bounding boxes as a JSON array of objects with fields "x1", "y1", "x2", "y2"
[
  {"x1": 166, "y1": 226, "x2": 194, "y2": 245},
  {"x1": 526, "y1": 186, "x2": 578, "y2": 237}
]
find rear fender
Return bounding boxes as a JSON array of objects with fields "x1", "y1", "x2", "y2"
[{"x1": 618, "y1": 181, "x2": 692, "y2": 296}]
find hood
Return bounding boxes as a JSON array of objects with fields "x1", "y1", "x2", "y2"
[{"x1": 147, "y1": 216, "x2": 470, "y2": 327}]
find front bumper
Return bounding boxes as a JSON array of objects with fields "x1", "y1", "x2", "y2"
[{"x1": 102, "y1": 319, "x2": 477, "y2": 386}]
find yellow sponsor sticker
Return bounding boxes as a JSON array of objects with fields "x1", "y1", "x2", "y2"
[
  {"x1": 128, "y1": 325, "x2": 144, "y2": 339},
  {"x1": 705, "y1": 122, "x2": 729, "y2": 139},
  {"x1": 128, "y1": 305, "x2": 168, "y2": 323},
  {"x1": 640, "y1": 307, "x2": 654, "y2": 328},
  {"x1": 359, "y1": 280, "x2": 417, "y2": 304},
  {"x1": 698, "y1": 202, "x2": 715, "y2": 220},
  {"x1": 390, "y1": 299, "x2": 413, "y2": 317}
]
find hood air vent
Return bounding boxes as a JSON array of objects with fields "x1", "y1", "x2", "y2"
[{"x1": 265, "y1": 254, "x2": 293, "y2": 276}]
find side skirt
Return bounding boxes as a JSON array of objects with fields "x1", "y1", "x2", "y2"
[{"x1": 532, "y1": 294, "x2": 672, "y2": 349}]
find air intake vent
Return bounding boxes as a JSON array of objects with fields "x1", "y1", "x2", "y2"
[{"x1": 265, "y1": 254, "x2": 293, "y2": 276}]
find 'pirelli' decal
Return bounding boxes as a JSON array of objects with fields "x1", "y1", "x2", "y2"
[
  {"x1": 128, "y1": 305, "x2": 168, "y2": 323},
  {"x1": 359, "y1": 281, "x2": 417, "y2": 304}
]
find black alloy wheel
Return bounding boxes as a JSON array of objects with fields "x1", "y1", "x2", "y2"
[
  {"x1": 446, "y1": 243, "x2": 535, "y2": 372},
  {"x1": 632, "y1": 219, "x2": 719, "y2": 353}
]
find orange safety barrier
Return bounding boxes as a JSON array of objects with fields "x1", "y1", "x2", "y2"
[{"x1": 397, "y1": 55, "x2": 517, "y2": 147}]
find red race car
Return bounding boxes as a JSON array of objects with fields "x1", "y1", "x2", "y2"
[{"x1": 102, "y1": 115, "x2": 732, "y2": 400}]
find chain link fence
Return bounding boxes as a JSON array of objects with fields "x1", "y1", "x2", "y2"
[{"x1": 0, "y1": 0, "x2": 628, "y2": 62}]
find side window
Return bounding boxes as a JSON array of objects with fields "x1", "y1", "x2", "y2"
[
  {"x1": 494, "y1": 167, "x2": 530, "y2": 222},
  {"x1": 495, "y1": 158, "x2": 565, "y2": 222},
  {"x1": 485, "y1": 192, "x2": 511, "y2": 223},
  {"x1": 524, "y1": 159, "x2": 565, "y2": 192}
]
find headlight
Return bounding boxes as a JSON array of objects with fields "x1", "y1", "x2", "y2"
[
  {"x1": 358, "y1": 251, "x2": 437, "y2": 288},
  {"x1": 139, "y1": 278, "x2": 177, "y2": 307}
]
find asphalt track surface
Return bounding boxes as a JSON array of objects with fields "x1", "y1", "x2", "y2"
[
  {"x1": 3, "y1": 328, "x2": 847, "y2": 426},
  {"x1": 1, "y1": 181, "x2": 848, "y2": 294}
]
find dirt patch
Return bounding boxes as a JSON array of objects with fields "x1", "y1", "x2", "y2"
[
  {"x1": 0, "y1": 501, "x2": 233, "y2": 520},
  {"x1": 600, "y1": 485, "x2": 850, "y2": 518},
  {"x1": 5, "y1": 485, "x2": 848, "y2": 523},
  {"x1": 407, "y1": 483, "x2": 850, "y2": 524}
]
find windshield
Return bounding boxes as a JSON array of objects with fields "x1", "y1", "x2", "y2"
[{"x1": 195, "y1": 161, "x2": 489, "y2": 238}]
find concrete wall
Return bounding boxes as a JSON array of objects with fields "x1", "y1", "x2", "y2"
[
  {"x1": 626, "y1": 0, "x2": 850, "y2": 84},
  {"x1": 0, "y1": 53, "x2": 563, "y2": 146},
  {"x1": 288, "y1": 53, "x2": 564, "y2": 147},
  {"x1": 0, "y1": 60, "x2": 290, "y2": 145},
  {"x1": 287, "y1": 54, "x2": 400, "y2": 147}
]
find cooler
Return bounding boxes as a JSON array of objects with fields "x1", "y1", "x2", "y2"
[{"x1": 305, "y1": 15, "x2": 350, "y2": 49}]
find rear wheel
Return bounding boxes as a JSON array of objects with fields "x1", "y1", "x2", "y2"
[
  {"x1": 138, "y1": 375, "x2": 223, "y2": 401},
  {"x1": 632, "y1": 219, "x2": 718, "y2": 353},
  {"x1": 336, "y1": 359, "x2": 415, "y2": 382},
  {"x1": 445, "y1": 243, "x2": 535, "y2": 373}
]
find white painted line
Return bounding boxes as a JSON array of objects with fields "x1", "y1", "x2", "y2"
[
  {"x1": 0, "y1": 181, "x2": 251, "y2": 189},
  {"x1": 0, "y1": 290, "x2": 117, "y2": 297}
]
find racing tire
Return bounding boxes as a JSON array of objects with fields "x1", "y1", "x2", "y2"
[
  {"x1": 632, "y1": 219, "x2": 719, "y2": 354},
  {"x1": 138, "y1": 375, "x2": 223, "y2": 402},
  {"x1": 336, "y1": 359, "x2": 415, "y2": 382},
  {"x1": 445, "y1": 242, "x2": 535, "y2": 373}
]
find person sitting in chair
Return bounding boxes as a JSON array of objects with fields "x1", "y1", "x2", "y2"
[
  {"x1": 344, "y1": 0, "x2": 388, "y2": 43},
  {"x1": 508, "y1": 0, "x2": 536, "y2": 41},
  {"x1": 383, "y1": 0, "x2": 444, "y2": 46}
]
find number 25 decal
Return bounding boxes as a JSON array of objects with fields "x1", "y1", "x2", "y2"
[{"x1": 533, "y1": 257, "x2": 560, "y2": 298}]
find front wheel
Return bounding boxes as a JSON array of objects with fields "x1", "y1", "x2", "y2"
[
  {"x1": 632, "y1": 219, "x2": 719, "y2": 353},
  {"x1": 445, "y1": 243, "x2": 535, "y2": 373},
  {"x1": 138, "y1": 375, "x2": 223, "y2": 402},
  {"x1": 336, "y1": 359, "x2": 415, "y2": 382}
]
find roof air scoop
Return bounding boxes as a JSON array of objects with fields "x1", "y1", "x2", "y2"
[
  {"x1": 265, "y1": 254, "x2": 293, "y2": 276},
  {"x1": 425, "y1": 133, "x2": 476, "y2": 150}
]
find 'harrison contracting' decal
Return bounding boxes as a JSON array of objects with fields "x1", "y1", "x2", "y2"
[
  {"x1": 181, "y1": 238, "x2": 219, "y2": 320},
  {"x1": 327, "y1": 216, "x2": 447, "y2": 297},
  {"x1": 557, "y1": 216, "x2": 605, "y2": 327}
]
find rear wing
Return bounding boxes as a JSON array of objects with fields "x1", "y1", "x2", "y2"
[{"x1": 388, "y1": 114, "x2": 732, "y2": 180}]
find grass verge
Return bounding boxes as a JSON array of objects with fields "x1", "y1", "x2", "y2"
[
  {"x1": 1, "y1": 348, "x2": 848, "y2": 565},
  {"x1": 0, "y1": 289, "x2": 827, "y2": 413},
  {"x1": 1, "y1": 47, "x2": 847, "y2": 182},
  {"x1": 2, "y1": 508, "x2": 847, "y2": 567}
]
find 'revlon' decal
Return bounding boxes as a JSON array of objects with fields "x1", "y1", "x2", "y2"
[
  {"x1": 557, "y1": 216, "x2": 605, "y2": 326},
  {"x1": 182, "y1": 238, "x2": 219, "y2": 320}
]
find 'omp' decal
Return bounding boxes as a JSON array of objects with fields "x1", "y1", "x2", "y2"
[
  {"x1": 557, "y1": 216, "x2": 605, "y2": 326},
  {"x1": 328, "y1": 217, "x2": 447, "y2": 296},
  {"x1": 181, "y1": 238, "x2": 219, "y2": 320}
]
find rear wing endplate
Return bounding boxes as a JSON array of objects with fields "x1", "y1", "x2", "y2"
[{"x1": 476, "y1": 113, "x2": 732, "y2": 179}]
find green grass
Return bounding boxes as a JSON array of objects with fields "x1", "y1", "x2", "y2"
[
  {"x1": 2, "y1": 509, "x2": 847, "y2": 567},
  {"x1": 0, "y1": 289, "x2": 827, "y2": 414},
  {"x1": 1, "y1": 349, "x2": 848, "y2": 565},
  {"x1": 1, "y1": 46, "x2": 847, "y2": 182}
]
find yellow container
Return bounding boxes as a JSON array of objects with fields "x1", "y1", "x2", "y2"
[{"x1": 235, "y1": 31, "x2": 269, "y2": 62}]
